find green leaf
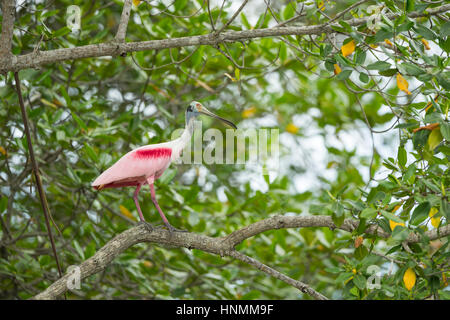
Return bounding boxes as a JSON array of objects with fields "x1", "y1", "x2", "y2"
[
  {"x1": 413, "y1": 130, "x2": 430, "y2": 150},
  {"x1": 441, "y1": 199, "x2": 450, "y2": 220},
  {"x1": 411, "y1": 202, "x2": 431, "y2": 225},
  {"x1": 0, "y1": 196, "x2": 7, "y2": 214},
  {"x1": 440, "y1": 21, "x2": 450, "y2": 38},
  {"x1": 354, "y1": 245, "x2": 368, "y2": 260},
  {"x1": 336, "y1": 70, "x2": 352, "y2": 80},
  {"x1": 39, "y1": 255, "x2": 51, "y2": 267},
  {"x1": 159, "y1": 168, "x2": 177, "y2": 185},
  {"x1": 73, "y1": 240, "x2": 85, "y2": 260},
  {"x1": 440, "y1": 122, "x2": 450, "y2": 140},
  {"x1": 380, "y1": 210, "x2": 404, "y2": 223},
  {"x1": 378, "y1": 69, "x2": 398, "y2": 77},
  {"x1": 56, "y1": 130, "x2": 66, "y2": 141},
  {"x1": 353, "y1": 274, "x2": 366, "y2": 290},
  {"x1": 332, "y1": 202, "x2": 345, "y2": 227},
  {"x1": 240, "y1": 290, "x2": 261, "y2": 300},
  {"x1": 392, "y1": 225, "x2": 409, "y2": 241},
  {"x1": 406, "y1": 0, "x2": 415, "y2": 12},
  {"x1": 84, "y1": 143, "x2": 98, "y2": 162},
  {"x1": 240, "y1": 13, "x2": 251, "y2": 29},
  {"x1": 427, "y1": 127, "x2": 442, "y2": 150},
  {"x1": 359, "y1": 72, "x2": 369, "y2": 83},
  {"x1": 435, "y1": 74, "x2": 450, "y2": 90},
  {"x1": 360, "y1": 208, "x2": 377, "y2": 219},
  {"x1": 53, "y1": 26, "x2": 71, "y2": 38},
  {"x1": 398, "y1": 63, "x2": 425, "y2": 76},
  {"x1": 354, "y1": 51, "x2": 366, "y2": 65},
  {"x1": 414, "y1": 25, "x2": 437, "y2": 40},
  {"x1": 336, "y1": 272, "x2": 354, "y2": 284},
  {"x1": 366, "y1": 61, "x2": 391, "y2": 71},
  {"x1": 397, "y1": 146, "x2": 407, "y2": 167},
  {"x1": 71, "y1": 112, "x2": 87, "y2": 131}
]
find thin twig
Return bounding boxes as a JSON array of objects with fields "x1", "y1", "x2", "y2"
[
  {"x1": 14, "y1": 72, "x2": 64, "y2": 280},
  {"x1": 216, "y1": 0, "x2": 249, "y2": 34}
]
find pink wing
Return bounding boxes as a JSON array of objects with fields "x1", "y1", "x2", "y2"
[{"x1": 92, "y1": 146, "x2": 172, "y2": 190}]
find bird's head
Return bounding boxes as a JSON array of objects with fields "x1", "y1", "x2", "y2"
[{"x1": 186, "y1": 101, "x2": 237, "y2": 129}]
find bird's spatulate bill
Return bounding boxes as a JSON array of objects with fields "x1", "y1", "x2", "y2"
[{"x1": 199, "y1": 107, "x2": 237, "y2": 129}]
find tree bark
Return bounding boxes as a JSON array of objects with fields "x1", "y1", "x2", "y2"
[
  {"x1": 33, "y1": 214, "x2": 450, "y2": 300},
  {"x1": 1, "y1": 4, "x2": 448, "y2": 73}
]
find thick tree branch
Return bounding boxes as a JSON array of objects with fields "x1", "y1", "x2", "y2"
[
  {"x1": 33, "y1": 214, "x2": 450, "y2": 300},
  {"x1": 0, "y1": 0, "x2": 15, "y2": 72},
  {"x1": 2, "y1": 4, "x2": 449, "y2": 73},
  {"x1": 115, "y1": 0, "x2": 133, "y2": 43}
]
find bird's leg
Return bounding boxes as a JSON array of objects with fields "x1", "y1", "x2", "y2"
[
  {"x1": 134, "y1": 183, "x2": 153, "y2": 232},
  {"x1": 148, "y1": 182, "x2": 187, "y2": 233}
]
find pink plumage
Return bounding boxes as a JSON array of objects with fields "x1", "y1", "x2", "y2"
[
  {"x1": 92, "y1": 146, "x2": 172, "y2": 190},
  {"x1": 92, "y1": 101, "x2": 237, "y2": 233}
]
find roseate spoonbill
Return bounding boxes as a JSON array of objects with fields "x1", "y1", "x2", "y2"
[{"x1": 92, "y1": 101, "x2": 237, "y2": 233}]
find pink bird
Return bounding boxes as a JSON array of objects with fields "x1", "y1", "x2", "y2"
[{"x1": 92, "y1": 101, "x2": 237, "y2": 233}]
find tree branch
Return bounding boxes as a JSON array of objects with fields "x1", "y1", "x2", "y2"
[
  {"x1": 2, "y1": 4, "x2": 449, "y2": 73},
  {"x1": 0, "y1": 0, "x2": 15, "y2": 73},
  {"x1": 216, "y1": 0, "x2": 249, "y2": 34},
  {"x1": 115, "y1": 0, "x2": 133, "y2": 43},
  {"x1": 33, "y1": 214, "x2": 450, "y2": 300},
  {"x1": 229, "y1": 251, "x2": 328, "y2": 300},
  {"x1": 14, "y1": 72, "x2": 64, "y2": 280}
]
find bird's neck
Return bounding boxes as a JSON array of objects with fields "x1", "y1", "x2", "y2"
[{"x1": 171, "y1": 118, "x2": 196, "y2": 160}]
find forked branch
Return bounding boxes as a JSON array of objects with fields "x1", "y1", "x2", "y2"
[{"x1": 33, "y1": 214, "x2": 450, "y2": 300}]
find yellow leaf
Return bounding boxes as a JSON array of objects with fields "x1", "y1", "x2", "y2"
[
  {"x1": 369, "y1": 44, "x2": 378, "y2": 49},
  {"x1": 429, "y1": 207, "x2": 441, "y2": 228},
  {"x1": 430, "y1": 216, "x2": 441, "y2": 228},
  {"x1": 403, "y1": 268, "x2": 416, "y2": 291},
  {"x1": 421, "y1": 38, "x2": 430, "y2": 50},
  {"x1": 286, "y1": 123, "x2": 299, "y2": 134},
  {"x1": 52, "y1": 98, "x2": 64, "y2": 107},
  {"x1": 142, "y1": 260, "x2": 153, "y2": 268},
  {"x1": 443, "y1": 272, "x2": 448, "y2": 286},
  {"x1": 119, "y1": 205, "x2": 136, "y2": 221},
  {"x1": 326, "y1": 161, "x2": 338, "y2": 169},
  {"x1": 133, "y1": 0, "x2": 141, "y2": 6},
  {"x1": 425, "y1": 96, "x2": 438, "y2": 112},
  {"x1": 242, "y1": 106, "x2": 256, "y2": 118},
  {"x1": 384, "y1": 39, "x2": 394, "y2": 47},
  {"x1": 354, "y1": 236, "x2": 363, "y2": 248},
  {"x1": 429, "y1": 207, "x2": 438, "y2": 217},
  {"x1": 392, "y1": 204, "x2": 401, "y2": 212},
  {"x1": 352, "y1": 268, "x2": 357, "y2": 274},
  {"x1": 333, "y1": 64, "x2": 342, "y2": 75},
  {"x1": 427, "y1": 127, "x2": 443, "y2": 151},
  {"x1": 0, "y1": 146, "x2": 6, "y2": 156},
  {"x1": 196, "y1": 79, "x2": 214, "y2": 93},
  {"x1": 341, "y1": 39, "x2": 355, "y2": 57},
  {"x1": 389, "y1": 219, "x2": 405, "y2": 231},
  {"x1": 234, "y1": 68, "x2": 240, "y2": 81},
  {"x1": 40, "y1": 98, "x2": 58, "y2": 109},
  {"x1": 224, "y1": 73, "x2": 236, "y2": 82},
  {"x1": 396, "y1": 73, "x2": 411, "y2": 95},
  {"x1": 317, "y1": 0, "x2": 326, "y2": 11}
]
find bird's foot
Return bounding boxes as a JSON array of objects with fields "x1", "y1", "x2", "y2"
[
  {"x1": 165, "y1": 224, "x2": 188, "y2": 234},
  {"x1": 138, "y1": 221, "x2": 154, "y2": 232}
]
